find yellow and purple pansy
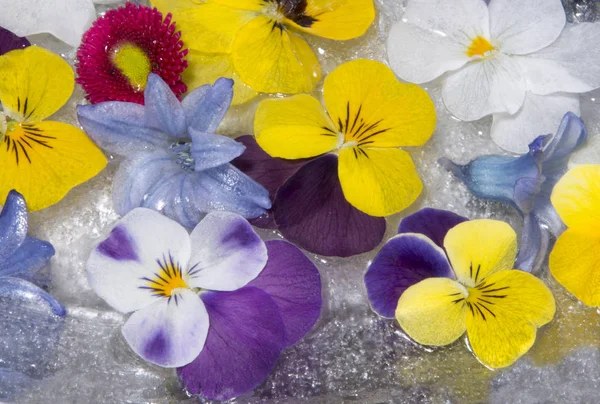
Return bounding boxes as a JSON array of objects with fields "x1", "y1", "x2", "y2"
[
  {"x1": 87, "y1": 208, "x2": 322, "y2": 400},
  {"x1": 364, "y1": 208, "x2": 555, "y2": 369},
  {"x1": 549, "y1": 164, "x2": 600, "y2": 307},
  {"x1": 150, "y1": 0, "x2": 376, "y2": 104},
  {"x1": 440, "y1": 112, "x2": 588, "y2": 273},
  {"x1": 0, "y1": 39, "x2": 107, "y2": 211},
  {"x1": 233, "y1": 59, "x2": 436, "y2": 256}
]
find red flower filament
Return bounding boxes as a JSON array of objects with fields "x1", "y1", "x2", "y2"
[{"x1": 76, "y1": 3, "x2": 188, "y2": 104}]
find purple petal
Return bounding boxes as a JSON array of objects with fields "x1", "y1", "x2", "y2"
[
  {"x1": 96, "y1": 225, "x2": 139, "y2": 262},
  {"x1": 248, "y1": 240, "x2": 321, "y2": 347},
  {"x1": 364, "y1": 234, "x2": 454, "y2": 318},
  {"x1": 0, "y1": 190, "x2": 28, "y2": 261},
  {"x1": 273, "y1": 154, "x2": 386, "y2": 257},
  {"x1": 182, "y1": 78, "x2": 233, "y2": 133},
  {"x1": 0, "y1": 237, "x2": 54, "y2": 279},
  {"x1": 231, "y1": 135, "x2": 309, "y2": 229},
  {"x1": 144, "y1": 74, "x2": 187, "y2": 138},
  {"x1": 397, "y1": 208, "x2": 468, "y2": 249},
  {"x1": 543, "y1": 112, "x2": 587, "y2": 164},
  {"x1": 189, "y1": 130, "x2": 246, "y2": 171},
  {"x1": 178, "y1": 287, "x2": 285, "y2": 401},
  {"x1": 0, "y1": 26, "x2": 29, "y2": 56},
  {"x1": 0, "y1": 276, "x2": 65, "y2": 317},
  {"x1": 515, "y1": 213, "x2": 550, "y2": 274}
]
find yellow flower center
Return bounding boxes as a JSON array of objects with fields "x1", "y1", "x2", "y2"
[
  {"x1": 262, "y1": 1, "x2": 286, "y2": 23},
  {"x1": 454, "y1": 280, "x2": 510, "y2": 321},
  {"x1": 144, "y1": 255, "x2": 189, "y2": 298},
  {"x1": 466, "y1": 36, "x2": 495, "y2": 58},
  {"x1": 1, "y1": 122, "x2": 52, "y2": 165},
  {"x1": 111, "y1": 43, "x2": 152, "y2": 91},
  {"x1": 332, "y1": 101, "x2": 390, "y2": 157}
]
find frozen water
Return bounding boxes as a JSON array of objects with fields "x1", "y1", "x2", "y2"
[{"x1": 2, "y1": 0, "x2": 599, "y2": 403}]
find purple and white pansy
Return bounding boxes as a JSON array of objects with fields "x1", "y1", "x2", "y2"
[{"x1": 87, "y1": 208, "x2": 322, "y2": 400}]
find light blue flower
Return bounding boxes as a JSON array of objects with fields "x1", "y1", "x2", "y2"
[
  {"x1": 77, "y1": 74, "x2": 271, "y2": 229},
  {"x1": 439, "y1": 112, "x2": 587, "y2": 273},
  {"x1": 0, "y1": 190, "x2": 64, "y2": 316}
]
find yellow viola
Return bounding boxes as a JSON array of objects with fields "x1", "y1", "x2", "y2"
[
  {"x1": 0, "y1": 46, "x2": 107, "y2": 211},
  {"x1": 150, "y1": 0, "x2": 376, "y2": 104},
  {"x1": 394, "y1": 219, "x2": 556, "y2": 369},
  {"x1": 549, "y1": 164, "x2": 600, "y2": 307},
  {"x1": 254, "y1": 59, "x2": 436, "y2": 217}
]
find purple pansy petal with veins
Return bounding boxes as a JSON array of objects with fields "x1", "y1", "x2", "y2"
[
  {"x1": 274, "y1": 154, "x2": 386, "y2": 257},
  {"x1": 0, "y1": 26, "x2": 30, "y2": 56},
  {"x1": 96, "y1": 225, "x2": 139, "y2": 262},
  {"x1": 0, "y1": 277, "x2": 65, "y2": 317},
  {"x1": 231, "y1": 135, "x2": 310, "y2": 229},
  {"x1": 365, "y1": 233, "x2": 454, "y2": 318},
  {"x1": 398, "y1": 208, "x2": 468, "y2": 249},
  {"x1": 182, "y1": 77, "x2": 234, "y2": 133},
  {"x1": 248, "y1": 240, "x2": 322, "y2": 347},
  {"x1": 144, "y1": 74, "x2": 187, "y2": 138},
  {"x1": 189, "y1": 130, "x2": 246, "y2": 172},
  {"x1": 178, "y1": 287, "x2": 285, "y2": 401},
  {"x1": 0, "y1": 190, "x2": 28, "y2": 261},
  {"x1": 122, "y1": 288, "x2": 209, "y2": 368},
  {"x1": 0, "y1": 237, "x2": 55, "y2": 279},
  {"x1": 187, "y1": 212, "x2": 267, "y2": 291}
]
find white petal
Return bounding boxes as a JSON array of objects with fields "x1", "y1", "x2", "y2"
[
  {"x1": 520, "y1": 23, "x2": 600, "y2": 95},
  {"x1": 0, "y1": 0, "x2": 96, "y2": 47},
  {"x1": 488, "y1": 0, "x2": 565, "y2": 55},
  {"x1": 442, "y1": 53, "x2": 526, "y2": 121},
  {"x1": 87, "y1": 208, "x2": 191, "y2": 313},
  {"x1": 491, "y1": 92, "x2": 581, "y2": 153},
  {"x1": 187, "y1": 212, "x2": 267, "y2": 292},
  {"x1": 387, "y1": 0, "x2": 488, "y2": 83},
  {"x1": 122, "y1": 288, "x2": 209, "y2": 368},
  {"x1": 569, "y1": 134, "x2": 600, "y2": 167}
]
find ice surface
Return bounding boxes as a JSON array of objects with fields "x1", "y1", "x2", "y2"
[{"x1": 2, "y1": 0, "x2": 599, "y2": 403}]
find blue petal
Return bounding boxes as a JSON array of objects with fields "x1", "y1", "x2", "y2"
[
  {"x1": 515, "y1": 213, "x2": 550, "y2": 274},
  {"x1": 77, "y1": 103, "x2": 171, "y2": 155},
  {"x1": 0, "y1": 237, "x2": 55, "y2": 278},
  {"x1": 189, "y1": 129, "x2": 246, "y2": 171},
  {"x1": 0, "y1": 190, "x2": 27, "y2": 261},
  {"x1": 543, "y1": 112, "x2": 588, "y2": 165},
  {"x1": 0, "y1": 276, "x2": 66, "y2": 317},
  {"x1": 182, "y1": 78, "x2": 233, "y2": 133},
  {"x1": 144, "y1": 74, "x2": 187, "y2": 138}
]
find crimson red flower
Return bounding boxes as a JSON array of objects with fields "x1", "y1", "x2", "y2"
[{"x1": 76, "y1": 3, "x2": 188, "y2": 104}]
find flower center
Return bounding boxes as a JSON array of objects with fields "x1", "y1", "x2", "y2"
[
  {"x1": 1, "y1": 122, "x2": 53, "y2": 166},
  {"x1": 170, "y1": 141, "x2": 196, "y2": 172},
  {"x1": 143, "y1": 253, "x2": 189, "y2": 299},
  {"x1": 466, "y1": 36, "x2": 495, "y2": 58},
  {"x1": 455, "y1": 281, "x2": 510, "y2": 321},
  {"x1": 111, "y1": 42, "x2": 152, "y2": 91},
  {"x1": 261, "y1": 0, "x2": 317, "y2": 28}
]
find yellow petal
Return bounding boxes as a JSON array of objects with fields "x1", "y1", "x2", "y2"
[
  {"x1": 0, "y1": 46, "x2": 73, "y2": 122},
  {"x1": 395, "y1": 277, "x2": 468, "y2": 346},
  {"x1": 465, "y1": 270, "x2": 555, "y2": 368},
  {"x1": 0, "y1": 121, "x2": 107, "y2": 211},
  {"x1": 183, "y1": 51, "x2": 257, "y2": 106},
  {"x1": 338, "y1": 147, "x2": 422, "y2": 216},
  {"x1": 323, "y1": 59, "x2": 436, "y2": 148},
  {"x1": 551, "y1": 164, "x2": 600, "y2": 227},
  {"x1": 444, "y1": 220, "x2": 518, "y2": 288},
  {"x1": 152, "y1": 0, "x2": 263, "y2": 11},
  {"x1": 254, "y1": 94, "x2": 338, "y2": 159},
  {"x1": 549, "y1": 224, "x2": 600, "y2": 307},
  {"x1": 203, "y1": 0, "x2": 264, "y2": 11},
  {"x1": 232, "y1": 16, "x2": 321, "y2": 94},
  {"x1": 288, "y1": 0, "x2": 375, "y2": 40}
]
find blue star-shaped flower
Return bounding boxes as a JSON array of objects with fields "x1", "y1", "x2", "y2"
[
  {"x1": 440, "y1": 112, "x2": 587, "y2": 273},
  {"x1": 77, "y1": 74, "x2": 271, "y2": 229}
]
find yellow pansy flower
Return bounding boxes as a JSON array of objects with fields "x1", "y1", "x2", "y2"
[
  {"x1": 393, "y1": 219, "x2": 555, "y2": 369},
  {"x1": 254, "y1": 59, "x2": 436, "y2": 217},
  {"x1": 549, "y1": 164, "x2": 600, "y2": 307},
  {"x1": 0, "y1": 46, "x2": 107, "y2": 211},
  {"x1": 150, "y1": 0, "x2": 376, "y2": 104}
]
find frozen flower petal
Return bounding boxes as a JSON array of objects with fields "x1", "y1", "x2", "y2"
[
  {"x1": 187, "y1": 212, "x2": 267, "y2": 291},
  {"x1": 144, "y1": 74, "x2": 187, "y2": 138},
  {"x1": 0, "y1": 276, "x2": 65, "y2": 317},
  {"x1": 178, "y1": 287, "x2": 285, "y2": 401},
  {"x1": 0, "y1": 190, "x2": 28, "y2": 261},
  {"x1": 515, "y1": 213, "x2": 550, "y2": 274},
  {"x1": 189, "y1": 130, "x2": 245, "y2": 172},
  {"x1": 0, "y1": 26, "x2": 29, "y2": 56},
  {"x1": 0, "y1": 237, "x2": 54, "y2": 279},
  {"x1": 491, "y1": 92, "x2": 581, "y2": 154},
  {"x1": 365, "y1": 234, "x2": 454, "y2": 319},
  {"x1": 0, "y1": 0, "x2": 96, "y2": 47},
  {"x1": 87, "y1": 208, "x2": 192, "y2": 313},
  {"x1": 551, "y1": 164, "x2": 600, "y2": 228},
  {"x1": 397, "y1": 208, "x2": 468, "y2": 249},
  {"x1": 273, "y1": 154, "x2": 386, "y2": 257},
  {"x1": 122, "y1": 288, "x2": 209, "y2": 368},
  {"x1": 248, "y1": 240, "x2": 322, "y2": 347},
  {"x1": 77, "y1": 103, "x2": 172, "y2": 155},
  {"x1": 182, "y1": 77, "x2": 233, "y2": 133},
  {"x1": 488, "y1": 0, "x2": 565, "y2": 55}
]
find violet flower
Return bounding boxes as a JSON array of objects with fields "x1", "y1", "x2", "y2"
[
  {"x1": 439, "y1": 112, "x2": 587, "y2": 272},
  {"x1": 77, "y1": 74, "x2": 271, "y2": 229},
  {"x1": 87, "y1": 208, "x2": 322, "y2": 400}
]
